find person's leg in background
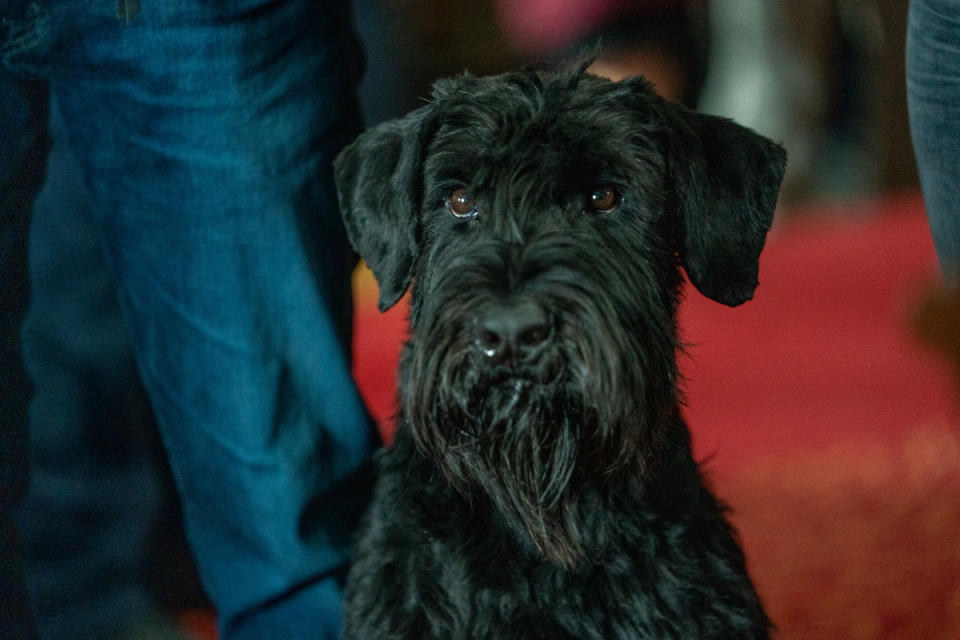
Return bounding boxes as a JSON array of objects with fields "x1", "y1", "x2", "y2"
[
  {"x1": 907, "y1": 0, "x2": 960, "y2": 281},
  {"x1": 4, "y1": 1, "x2": 378, "y2": 638},
  {"x1": 907, "y1": 1, "x2": 960, "y2": 458}
]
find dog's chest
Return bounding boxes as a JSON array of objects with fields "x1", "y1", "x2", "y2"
[
  {"x1": 424, "y1": 540, "x2": 690, "y2": 638},
  {"x1": 396, "y1": 482, "x2": 756, "y2": 639},
  {"x1": 344, "y1": 429, "x2": 768, "y2": 639}
]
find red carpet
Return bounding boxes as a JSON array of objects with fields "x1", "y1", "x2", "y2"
[
  {"x1": 350, "y1": 192, "x2": 960, "y2": 639},
  {"x1": 729, "y1": 429, "x2": 960, "y2": 639}
]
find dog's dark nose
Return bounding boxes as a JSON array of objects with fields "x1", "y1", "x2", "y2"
[{"x1": 475, "y1": 301, "x2": 552, "y2": 365}]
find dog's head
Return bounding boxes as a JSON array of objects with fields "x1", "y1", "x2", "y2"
[{"x1": 335, "y1": 61, "x2": 785, "y2": 565}]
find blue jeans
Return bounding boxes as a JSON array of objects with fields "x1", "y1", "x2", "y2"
[
  {"x1": 907, "y1": 0, "x2": 960, "y2": 281},
  {"x1": 1, "y1": 1, "x2": 377, "y2": 638}
]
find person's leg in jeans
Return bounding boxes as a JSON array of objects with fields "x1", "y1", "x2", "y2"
[
  {"x1": 907, "y1": 0, "x2": 960, "y2": 281},
  {"x1": 4, "y1": 1, "x2": 378, "y2": 637}
]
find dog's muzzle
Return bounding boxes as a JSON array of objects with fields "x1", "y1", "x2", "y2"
[{"x1": 473, "y1": 299, "x2": 552, "y2": 368}]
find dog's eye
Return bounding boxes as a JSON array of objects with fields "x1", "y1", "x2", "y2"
[
  {"x1": 585, "y1": 185, "x2": 621, "y2": 214},
  {"x1": 447, "y1": 188, "x2": 478, "y2": 219}
]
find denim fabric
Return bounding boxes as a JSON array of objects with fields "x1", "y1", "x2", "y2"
[
  {"x1": 907, "y1": 0, "x2": 960, "y2": 281},
  {"x1": 2, "y1": 1, "x2": 377, "y2": 638}
]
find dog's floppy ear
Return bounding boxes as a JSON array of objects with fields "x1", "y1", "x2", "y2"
[
  {"x1": 334, "y1": 104, "x2": 437, "y2": 311},
  {"x1": 659, "y1": 98, "x2": 786, "y2": 307}
]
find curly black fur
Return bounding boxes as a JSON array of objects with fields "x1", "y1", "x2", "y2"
[{"x1": 334, "y1": 60, "x2": 786, "y2": 639}]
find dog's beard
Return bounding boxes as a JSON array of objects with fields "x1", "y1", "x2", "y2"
[
  {"x1": 405, "y1": 326, "x2": 654, "y2": 569},
  {"x1": 413, "y1": 359, "x2": 593, "y2": 568}
]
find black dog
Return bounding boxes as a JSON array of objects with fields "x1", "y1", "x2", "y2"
[{"x1": 334, "y1": 60, "x2": 785, "y2": 639}]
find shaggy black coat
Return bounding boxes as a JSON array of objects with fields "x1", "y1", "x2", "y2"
[{"x1": 333, "y1": 60, "x2": 786, "y2": 639}]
